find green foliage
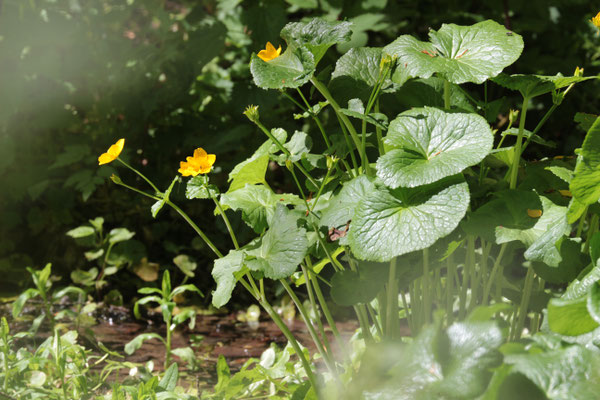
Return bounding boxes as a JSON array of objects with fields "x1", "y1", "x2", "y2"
[
  {"x1": 348, "y1": 176, "x2": 469, "y2": 261},
  {"x1": 12, "y1": 263, "x2": 85, "y2": 330},
  {"x1": 376, "y1": 107, "x2": 493, "y2": 188},
  {"x1": 383, "y1": 20, "x2": 524, "y2": 84},
  {"x1": 127, "y1": 270, "x2": 202, "y2": 368},
  {"x1": 6, "y1": 1, "x2": 600, "y2": 398},
  {"x1": 66, "y1": 218, "x2": 143, "y2": 293}
]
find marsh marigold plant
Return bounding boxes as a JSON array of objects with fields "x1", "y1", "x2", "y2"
[
  {"x1": 98, "y1": 138, "x2": 124, "y2": 165},
  {"x1": 257, "y1": 42, "x2": 281, "y2": 62},
  {"x1": 178, "y1": 148, "x2": 216, "y2": 176}
]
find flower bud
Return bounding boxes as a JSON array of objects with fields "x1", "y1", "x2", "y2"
[
  {"x1": 243, "y1": 105, "x2": 260, "y2": 123},
  {"x1": 110, "y1": 174, "x2": 123, "y2": 184}
]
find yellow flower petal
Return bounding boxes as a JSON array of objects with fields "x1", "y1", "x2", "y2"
[
  {"x1": 592, "y1": 12, "x2": 600, "y2": 28},
  {"x1": 98, "y1": 138, "x2": 125, "y2": 165},
  {"x1": 257, "y1": 41, "x2": 282, "y2": 62},
  {"x1": 178, "y1": 147, "x2": 216, "y2": 176}
]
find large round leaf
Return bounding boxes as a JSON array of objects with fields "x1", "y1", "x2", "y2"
[
  {"x1": 348, "y1": 175, "x2": 469, "y2": 261},
  {"x1": 250, "y1": 46, "x2": 315, "y2": 89},
  {"x1": 280, "y1": 18, "x2": 352, "y2": 64},
  {"x1": 383, "y1": 20, "x2": 523, "y2": 84},
  {"x1": 329, "y1": 47, "x2": 402, "y2": 103},
  {"x1": 376, "y1": 107, "x2": 493, "y2": 188}
]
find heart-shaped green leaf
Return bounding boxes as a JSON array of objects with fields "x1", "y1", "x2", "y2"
[
  {"x1": 243, "y1": 204, "x2": 308, "y2": 279},
  {"x1": 280, "y1": 18, "x2": 352, "y2": 64},
  {"x1": 227, "y1": 128, "x2": 287, "y2": 193},
  {"x1": 492, "y1": 73, "x2": 595, "y2": 99},
  {"x1": 348, "y1": 175, "x2": 469, "y2": 261},
  {"x1": 211, "y1": 249, "x2": 247, "y2": 308},
  {"x1": 503, "y1": 346, "x2": 600, "y2": 400},
  {"x1": 463, "y1": 190, "x2": 541, "y2": 242},
  {"x1": 330, "y1": 261, "x2": 389, "y2": 306},
  {"x1": 330, "y1": 47, "x2": 401, "y2": 102},
  {"x1": 320, "y1": 175, "x2": 375, "y2": 229},
  {"x1": 523, "y1": 202, "x2": 569, "y2": 267},
  {"x1": 250, "y1": 46, "x2": 315, "y2": 90},
  {"x1": 356, "y1": 321, "x2": 503, "y2": 399},
  {"x1": 532, "y1": 238, "x2": 588, "y2": 284},
  {"x1": 570, "y1": 116, "x2": 600, "y2": 205},
  {"x1": 548, "y1": 296, "x2": 599, "y2": 336},
  {"x1": 394, "y1": 77, "x2": 476, "y2": 112},
  {"x1": 220, "y1": 184, "x2": 302, "y2": 234},
  {"x1": 376, "y1": 107, "x2": 493, "y2": 188},
  {"x1": 496, "y1": 196, "x2": 567, "y2": 248},
  {"x1": 588, "y1": 282, "x2": 600, "y2": 325},
  {"x1": 384, "y1": 20, "x2": 523, "y2": 84}
]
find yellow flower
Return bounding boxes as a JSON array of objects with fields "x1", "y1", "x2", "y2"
[
  {"x1": 98, "y1": 138, "x2": 125, "y2": 165},
  {"x1": 178, "y1": 148, "x2": 216, "y2": 176},
  {"x1": 592, "y1": 12, "x2": 600, "y2": 32},
  {"x1": 257, "y1": 42, "x2": 282, "y2": 62}
]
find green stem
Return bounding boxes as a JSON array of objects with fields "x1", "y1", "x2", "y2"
[
  {"x1": 509, "y1": 97, "x2": 529, "y2": 189},
  {"x1": 521, "y1": 104, "x2": 557, "y2": 153},
  {"x1": 422, "y1": 249, "x2": 431, "y2": 325},
  {"x1": 165, "y1": 200, "x2": 223, "y2": 258},
  {"x1": 117, "y1": 158, "x2": 160, "y2": 193},
  {"x1": 212, "y1": 195, "x2": 239, "y2": 249},
  {"x1": 310, "y1": 162, "x2": 335, "y2": 212},
  {"x1": 494, "y1": 265, "x2": 504, "y2": 303},
  {"x1": 478, "y1": 241, "x2": 492, "y2": 302},
  {"x1": 401, "y1": 291, "x2": 412, "y2": 334},
  {"x1": 386, "y1": 257, "x2": 399, "y2": 338},
  {"x1": 280, "y1": 279, "x2": 337, "y2": 376},
  {"x1": 165, "y1": 315, "x2": 172, "y2": 369},
  {"x1": 366, "y1": 302, "x2": 383, "y2": 338},
  {"x1": 482, "y1": 244, "x2": 507, "y2": 305},
  {"x1": 378, "y1": 291, "x2": 387, "y2": 335},
  {"x1": 311, "y1": 77, "x2": 370, "y2": 174},
  {"x1": 336, "y1": 113, "x2": 360, "y2": 175},
  {"x1": 283, "y1": 89, "x2": 331, "y2": 149},
  {"x1": 253, "y1": 119, "x2": 319, "y2": 188},
  {"x1": 288, "y1": 164, "x2": 311, "y2": 211},
  {"x1": 584, "y1": 214, "x2": 599, "y2": 254},
  {"x1": 304, "y1": 259, "x2": 347, "y2": 360},
  {"x1": 112, "y1": 176, "x2": 223, "y2": 259},
  {"x1": 523, "y1": 82, "x2": 577, "y2": 153},
  {"x1": 466, "y1": 236, "x2": 478, "y2": 312},
  {"x1": 355, "y1": 304, "x2": 373, "y2": 342},
  {"x1": 576, "y1": 206, "x2": 589, "y2": 238},
  {"x1": 443, "y1": 79, "x2": 451, "y2": 110},
  {"x1": 375, "y1": 99, "x2": 385, "y2": 155},
  {"x1": 112, "y1": 180, "x2": 162, "y2": 202},
  {"x1": 530, "y1": 278, "x2": 545, "y2": 335},
  {"x1": 513, "y1": 267, "x2": 536, "y2": 341},
  {"x1": 260, "y1": 299, "x2": 318, "y2": 391},
  {"x1": 291, "y1": 89, "x2": 353, "y2": 175},
  {"x1": 411, "y1": 280, "x2": 421, "y2": 333},
  {"x1": 446, "y1": 255, "x2": 455, "y2": 325},
  {"x1": 300, "y1": 265, "x2": 333, "y2": 359}
]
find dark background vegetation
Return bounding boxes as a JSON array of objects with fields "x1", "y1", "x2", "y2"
[{"x1": 1, "y1": 0, "x2": 599, "y2": 303}]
